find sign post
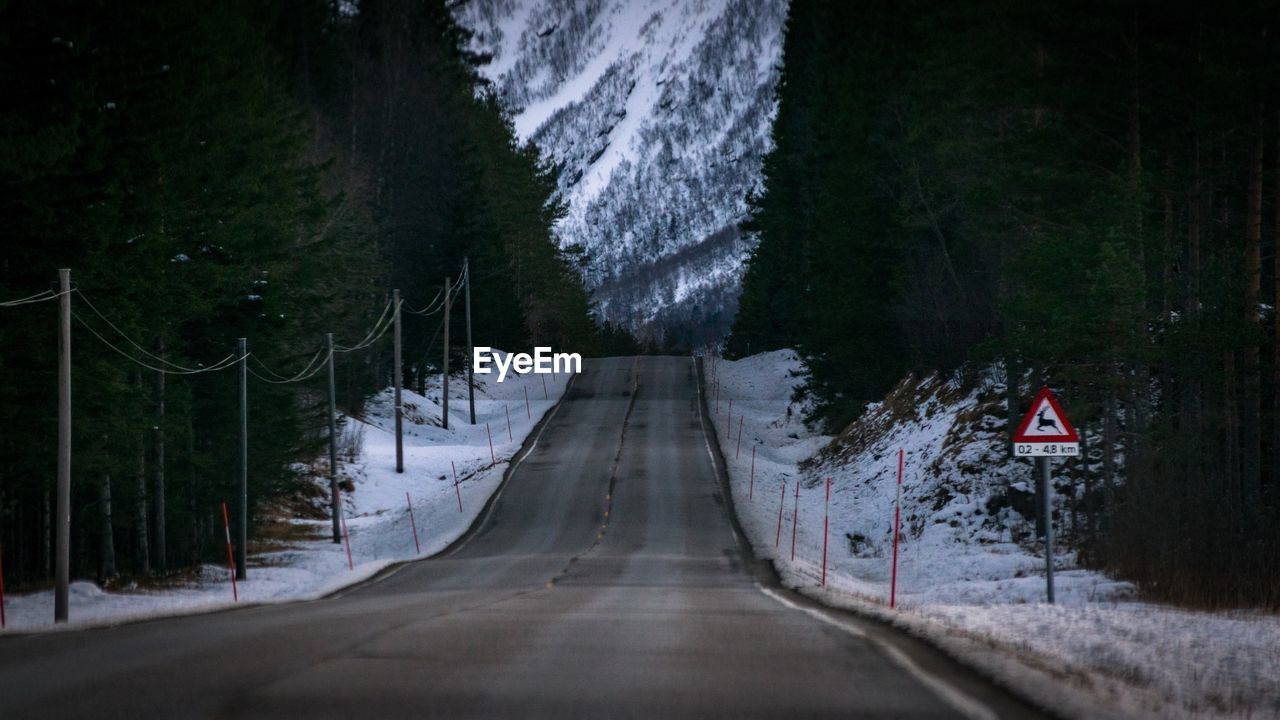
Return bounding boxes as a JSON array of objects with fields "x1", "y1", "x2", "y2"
[{"x1": 1012, "y1": 386, "x2": 1079, "y2": 604}]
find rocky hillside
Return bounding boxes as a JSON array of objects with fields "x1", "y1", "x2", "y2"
[{"x1": 454, "y1": 0, "x2": 788, "y2": 341}]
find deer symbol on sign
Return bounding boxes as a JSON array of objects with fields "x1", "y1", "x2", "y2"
[{"x1": 1036, "y1": 407, "x2": 1060, "y2": 433}]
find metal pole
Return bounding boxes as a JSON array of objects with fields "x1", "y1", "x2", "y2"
[
  {"x1": 327, "y1": 333, "x2": 340, "y2": 543},
  {"x1": 465, "y1": 258, "x2": 475, "y2": 425},
  {"x1": 393, "y1": 290, "x2": 403, "y2": 474},
  {"x1": 54, "y1": 268, "x2": 71, "y2": 623},
  {"x1": 1040, "y1": 455, "x2": 1055, "y2": 604},
  {"x1": 236, "y1": 337, "x2": 247, "y2": 580},
  {"x1": 442, "y1": 276, "x2": 451, "y2": 431}
]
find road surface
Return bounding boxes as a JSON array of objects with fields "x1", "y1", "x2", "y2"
[{"x1": 0, "y1": 357, "x2": 1045, "y2": 718}]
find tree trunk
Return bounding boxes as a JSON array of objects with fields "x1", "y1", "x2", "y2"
[
  {"x1": 1274, "y1": 108, "x2": 1280, "y2": 507},
  {"x1": 42, "y1": 487, "x2": 51, "y2": 578},
  {"x1": 154, "y1": 360, "x2": 167, "y2": 573},
  {"x1": 1005, "y1": 356, "x2": 1021, "y2": 460},
  {"x1": 1162, "y1": 176, "x2": 1174, "y2": 319},
  {"x1": 1103, "y1": 384, "x2": 1117, "y2": 532},
  {"x1": 1188, "y1": 136, "x2": 1202, "y2": 316},
  {"x1": 134, "y1": 374, "x2": 150, "y2": 576},
  {"x1": 187, "y1": 416, "x2": 200, "y2": 566},
  {"x1": 1224, "y1": 348, "x2": 1240, "y2": 517},
  {"x1": 1185, "y1": 135, "x2": 1204, "y2": 466},
  {"x1": 1242, "y1": 102, "x2": 1264, "y2": 530},
  {"x1": 99, "y1": 472, "x2": 116, "y2": 583},
  {"x1": 135, "y1": 435, "x2": 150, "y2": 576},
  {"x1": 1126, "y1": 25, "x2": 1152, "y2": 443}
]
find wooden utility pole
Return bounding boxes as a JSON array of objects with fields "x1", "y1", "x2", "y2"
[
  {"x1": 393, "y1": 289, "x2": 403, "y2": 474},
  {"x1": 443, "y1": 276, "x2": 451, "y2": 431},
  {"x1": 465, "y1": 258, "x2": 475, "y2": 425},
  {"x1": 327, "y1": 333, "x2": 341, "y2": 543},
  {"x1": 55, "y1": 268, "x2": 71, "y2": 623},
  {"x1": 236, "y1": 337, "x2": 247, "y2": 580}
]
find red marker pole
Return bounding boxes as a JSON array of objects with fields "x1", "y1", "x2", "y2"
[
  {"x1": 822, "y1": 478, "x2": 831, "y2": 587},
  {"x1": 749, "y1": 445, "x2": 756, "y2": 500},
  {"x1": 486, "y1": 423, "x2": 495, "y2": 465},
  {"x1": 340, "y1": 505, "x2": 353, "y2": 570},
  {"x1": 333, "y1": 484, "x2": 354, "y2": 569},
  {"x1": 775, "y1": 481, "x2": 786, "y2": 548},
  {"x1": 405, "y1": 492, "x2": 421, "y2": 555},
  {"x1": 452, "y1": 460, "x2": 463, "y2": 512},
  {"x1": 524, "y1": 386, "x2": 531, "y2": 418},
  {"x1": 891, "y1": 448, "x2": 904, "y2": 609},
  {"x1": 505, "y1": 403, "x2": 513, "y2": 442},
  {"x1": 736, "y1": 415, "x2": 744, "y2": 459},
  {"x1": 790, "y1": 482, "x2": 800, "y2": 561},
  {"x1": 728, "y1": 398, "x2": 733, "y2": 424},
  {"x1": 221, "y1": 502, "x2": 238, "y2": 602},
  {"x1": 541, "y1": 375, "x2": 548, "y2": 401}
]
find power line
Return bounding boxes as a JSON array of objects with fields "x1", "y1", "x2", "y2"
[
  {"x1": 0, "y1": 288, "x2": 72, "y2": 308},
  {"x1": 334, "y1": 298, "x2": 397, "y2": 352},
  {"x1": 74, "y1": 290, "x2": 213, "y2": 373},
  {"x1": 403, "y1": 265, "x2": 466, "y2": 316},
  {"x1": 403, "y1": 287, "x2": 444, "y2": 316},
  {"x1": 65, "y1": 269, "x2": 463, "y2": 381},
  {"x1": 72, "y1": 312, "x2": 243, "y2": 375},
  {"x1": 247, "y1": 352, "x2": 330, "y2": 384},
  {"x1": 451, "y1": 269, "x2": 467, "y2": 303},
  {"x1": 412, "y1": 314, "x2": 447, "y2": 381},
  {"x1": 248, "y1": 347, "x2": 331, "y2": 384}
]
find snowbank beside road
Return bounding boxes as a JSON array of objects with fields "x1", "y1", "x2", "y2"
[
  {"x1": 705, "y1": 350, "x2": 1280, "y2": 720},
  {"x1": 2, "y1": 359, "x2": 572, "y2": 632}
]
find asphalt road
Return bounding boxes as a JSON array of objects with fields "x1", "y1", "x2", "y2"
[{"x1": 0, "y1": 357, "x2": 1047, "y2": 719}]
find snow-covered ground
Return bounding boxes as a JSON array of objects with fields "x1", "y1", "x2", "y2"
[
  {"x1": 704, "y1": 350, "x2": 1280, "y2": 720},
  {"x1": 1, "y1": 357, "x2": 573, "y2": 632}
]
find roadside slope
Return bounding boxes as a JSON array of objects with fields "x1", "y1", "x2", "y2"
[
  {"x1": 1, "y1": 359, "x2": 574, "y2": 632},
  {"x1": 705, "y1": 350, "x2": 1280, "y2": 720}
]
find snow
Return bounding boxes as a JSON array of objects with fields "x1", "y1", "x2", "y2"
[
  {"x1": 486, "y1": 0, "x2": 733, "y2": 206},
  {"x1": 1, "y1": 354, "x2": 573, "y2": 633},
  {"x1": 704, "y1": 350, "x2": 1280, "y2": 720},
  {"x1": 454, "y1": 1, "x2": 787, "y2": 332}
]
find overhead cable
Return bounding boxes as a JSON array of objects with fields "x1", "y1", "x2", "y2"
[
  {"x1": 0, "y1": 288, "x2": 71, "y2": 308},
  {"x1": 72, "y1": 312, "x2": 243, "y2": 375},
  {"x1": 334, "y1": 298, "x2": 397, "y2": 352},
  {"x1": 75, "y1": 290, "x2": 213, "y2": 373}
]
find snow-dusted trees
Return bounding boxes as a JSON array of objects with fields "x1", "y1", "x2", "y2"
[
  {"x1": 0, "y1": 0, "x2": 596, "y2": 592},
  {"x1": 732, "y1": 0, "x2": 1280, "y2": 607}
]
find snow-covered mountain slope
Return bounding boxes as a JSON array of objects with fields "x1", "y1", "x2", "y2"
[{"x1": 454, "y1": 0, "x2": 787, "y2": 339}]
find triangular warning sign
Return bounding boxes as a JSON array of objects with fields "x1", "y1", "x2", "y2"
[{"x1": 1013, "y1": 387, "x2": 1079, "y2": 443}]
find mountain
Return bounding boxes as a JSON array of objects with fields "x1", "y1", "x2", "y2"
[{"x1": 453, "y1": 0, "x2": 788, "y2": 344}]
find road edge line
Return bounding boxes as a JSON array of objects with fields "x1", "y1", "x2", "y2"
[
  {"x1": 341, "y1": 370, "x2": 581, "y2": 590},
  {"x1": 756, "y1": 585, "x2": 997, "y2": 720},
  {"x1": 691, "y1": 355, "x2": 1006, "y2": 720}
]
